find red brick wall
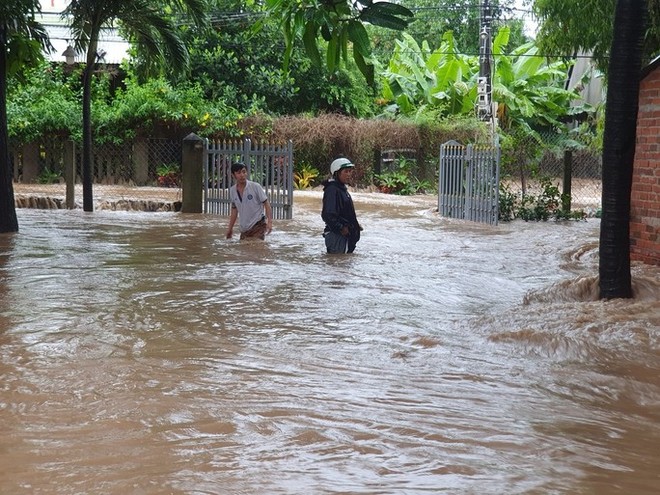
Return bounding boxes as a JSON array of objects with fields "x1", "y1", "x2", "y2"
[{"x1": 630, "y1": 63, "x2": 660, "y2": 265}]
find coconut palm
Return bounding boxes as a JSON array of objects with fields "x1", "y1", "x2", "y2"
[
  {"x1": 63, "y1": 0, "x2": 208, "y2": 211},
  {"x1": 0, "y1": 0, "x2": 50, "y2": 233},
  {"x1": 598, "y1": 0, "x2": 647, "y2": 299}
]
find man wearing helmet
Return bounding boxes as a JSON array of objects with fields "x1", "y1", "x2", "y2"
[{"x1": 321, "y1": 157, "x2": 363, "y2": 254}]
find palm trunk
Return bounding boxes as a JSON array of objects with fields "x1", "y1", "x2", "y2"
[
  {"x1": 0, "y1": 25, "x2": 19, "y2": 233},
  {"x1": 599, "y1": 0, "x2": 647, "y2": 299},
  {"x1": 81, "y1": 37, "x2": 99, "y2": 212}
]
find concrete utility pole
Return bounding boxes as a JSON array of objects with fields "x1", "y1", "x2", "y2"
[{"x1": 477, "y1": 0, "x2": 493, "y2": 123}]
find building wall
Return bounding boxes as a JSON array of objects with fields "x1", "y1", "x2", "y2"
[
  {"x1": 40, "y1": 0, "x2": 68, "y2": 13},
  {"x1": 38, "y1": 0, "x2": 130, "y2": 64},
  {"x1": 630, "y1": 61, "x2": 660, "y2": 265}
]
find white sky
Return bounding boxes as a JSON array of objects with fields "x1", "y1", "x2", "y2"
[
  {"x1": 38, "y1": 0, "x2": 131, "y2": 64},
  {"x1": 514, "y1": 0, "x2": 538, "y2": 37}
]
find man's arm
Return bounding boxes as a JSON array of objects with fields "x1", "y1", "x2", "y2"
[
  {"x1": 264, "y1": 200, "x2": 273, "y2": 235},
  {"x1": 226, "y1": 206, "x2": 238, "y2": 238}
]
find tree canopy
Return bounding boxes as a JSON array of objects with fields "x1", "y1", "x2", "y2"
[
  {"x1": 257, "y1": 0, "x2": 414, "y2": 86},
  {"x1": 180, "y1": 4, "x2": 377, "y2": 117},
  {"x1": 533, "y1": 0, "x2": 660, "y2": 73},
  {"x1": 0, "y1": 0, "x2": 51, "y2": 233},
  {"x1": 370, "y1": 0, "x2": 528, "y2": 63}
]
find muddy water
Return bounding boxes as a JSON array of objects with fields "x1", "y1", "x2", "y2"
[{"x1": 1, "y1": 192, "x2": 658, "y2": 494}]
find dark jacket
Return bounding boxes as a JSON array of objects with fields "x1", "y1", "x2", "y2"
[{"x1": 321, "y1": 179, "x2": 360, "y2": 243}]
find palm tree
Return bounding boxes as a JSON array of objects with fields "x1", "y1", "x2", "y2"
[
  {"x1": 598, "y1": 0, "x2": 647, "y2": 299},
  {"x1": 0, "y1": 0, "x2": 50, "y2": 233},
  {"x1": 63, "y1": 0, "x2": 208, "y2": 212}
]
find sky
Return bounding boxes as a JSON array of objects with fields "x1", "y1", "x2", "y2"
[{"x1": 37, "y1": 1, "x2": 131, "y2": 64}]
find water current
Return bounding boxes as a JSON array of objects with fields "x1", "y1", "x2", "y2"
[{"x1": 1, "y1": 191, "x2": 658, "y2": 494}]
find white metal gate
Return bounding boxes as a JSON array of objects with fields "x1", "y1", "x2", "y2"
[
  {"x1": 204, "y1": 139, "x2": 294, "y2": 219},
  {"x1": 438, "y1": 140, "x2": 500, "y2": 225}
]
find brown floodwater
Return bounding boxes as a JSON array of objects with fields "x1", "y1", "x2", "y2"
[{"x1": 1, "y1": 192, "x2": 658, "y2": 494}]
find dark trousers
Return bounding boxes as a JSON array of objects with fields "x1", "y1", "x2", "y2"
[{"x1": 324, "y1": 231, "x2": 357, "y2": 254}]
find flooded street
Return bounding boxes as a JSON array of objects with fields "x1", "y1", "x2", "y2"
[{"x1": 1, "y1": 192, "x2": 658, "y2": 494}]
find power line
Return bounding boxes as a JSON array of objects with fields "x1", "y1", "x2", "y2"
[{"x1": 44, "y1": 32, "x2": 603, "y2": 61}]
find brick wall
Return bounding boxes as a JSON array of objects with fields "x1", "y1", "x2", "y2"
[{"x1": 630, "y1": 59, "x2": 660, "y2": 265}]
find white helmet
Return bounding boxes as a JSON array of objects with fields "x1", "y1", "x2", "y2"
[{"x1": 330, "y1": 158, "x2": 354, "y2": 175}]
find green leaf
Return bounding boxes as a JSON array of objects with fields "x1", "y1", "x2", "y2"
[
  {"x1": 347, "y1": 20, "x2": 371, "y2": 57},
  {"x1": 321, "y1": 23, "x2": 332, "y2": 42},
  {"x1": 303, "y1": 21, "x2": 322, "y2": 67},
  {"x1": 327, "y1": 30, "x2": 339, "y2": 72},
  {"x1": 360, "y1": 12, "x2": 410, "y2": 31},
  {"x1": 353, "y1": 50, "x2": 374, "y2": 86},
  {"x1": 366, "y1": 2, "x2": 414, "y2": 19},
  {"x1": 340, "y1": 23, "x2": 349, "y2": 63}
]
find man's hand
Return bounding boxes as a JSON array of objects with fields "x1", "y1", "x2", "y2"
[
  {"x1": 266, "y1": 218, "x2": 273, "y2": 235},
  {"x1": 226, "y1": 228, "x2": 233, "y2": 239},
  {"x1": 340, "y1": 226, "x2": 349, "y2": 237}
]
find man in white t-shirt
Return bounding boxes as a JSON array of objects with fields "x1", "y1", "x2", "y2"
[{"x1": 226, "y1": 162, "x2": 273, "y2": 240}]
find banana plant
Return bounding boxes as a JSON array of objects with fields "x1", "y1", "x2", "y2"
[
  {"x1": 380, "y1": 31, "x2": 476, "y2": 117},
  {"x1": 379, "y1": 27, "x2": 593, "y2": 133},
  {"x1": 489, "y1": 27, "x2": 589, "y2": 135}
]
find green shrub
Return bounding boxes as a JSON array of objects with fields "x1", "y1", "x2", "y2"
[
  {"x1": 499, "y1": 176, "x2": 586, "y2": 222},
  {"x1": 293, "y1": 162, "x2": 320, "y2": 190},
  {"x1": 375, "y1": 157, "x2": 434, "y2": 195}
]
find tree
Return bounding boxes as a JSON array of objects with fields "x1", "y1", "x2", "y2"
[
  {"x1": 64, "y1": 0, "x2": 208, "y2": 212},
  {"x1": 370, "y1": 0, "x2": 527, "y2": 64},
  {"x1": 258, "y1": 0, "x2": 414, "y2": 87},
  {"x1": 533, "y1": 0, "x2": 659, "y2": 74},
  {"x1": 180, "y1": 4, "x2": 376, "y2": 117},
  {"x1": 0, "y1": 0, "x2": 50, "y2": 233},
  {"x1": 598, "y1": 0, "x2": 647, "y2": 299}
]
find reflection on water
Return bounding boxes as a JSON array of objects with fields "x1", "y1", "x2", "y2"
[{"x1": 1, "y1": 192, "x2": 658, "y2": 494}]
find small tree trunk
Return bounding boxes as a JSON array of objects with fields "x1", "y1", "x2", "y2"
[{"x1": 0, "y1": 26, "x2": 19, "y2": 233}]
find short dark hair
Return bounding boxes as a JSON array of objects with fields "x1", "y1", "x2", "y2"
[{"x1": 231, "y1": 162, "x2": 247, "y2": 174}]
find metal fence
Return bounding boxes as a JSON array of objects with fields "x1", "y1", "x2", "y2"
[
  {"x1": 204, "y1": 139, "x2": 294, "y2": 219},
  {"x1": 11, "y1": 137, "x2": 182, "y2": 209},
  {"x1": 501, "y1": 132, "x2": 602, "y2": 213},
  {"x1": 11, "y1": 130, "x2": 602, "y2": 215},
  {"x1": 438, "y1": 140, "x2": 500, "y2": 225}
]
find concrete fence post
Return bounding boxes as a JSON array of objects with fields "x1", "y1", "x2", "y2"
[
  {"x1": 22, "y1": 141, "x2": 39, "y2": 183},
  {"x1": 133, "y1": 138, "x2": 149, "y2": 186},
  {"x1": 181, "y1": 133, "x2": 204, "y2": 213},
  {"x1": 562, "y1": 149, "x2": 573, "y2": 213}
]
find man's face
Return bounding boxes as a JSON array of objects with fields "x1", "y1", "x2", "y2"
[
  {"x1": 232, "y1": 168, "x2": 248, "y2": 184},
  {"x1": 337, "y1": 167, "x2": 353, "y2": 185}
]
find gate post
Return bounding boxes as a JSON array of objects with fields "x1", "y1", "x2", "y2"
[
  {"x1": 181, "y1": 133, "x2": 204, "y2": 213},
  {"x1": 64, "y1": 140, "x2": 75, "y2": 209}
]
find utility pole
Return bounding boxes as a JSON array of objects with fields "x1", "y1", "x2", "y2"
[{"x1": 477, "y1": 0, "x2": 493, "y2": 124}]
